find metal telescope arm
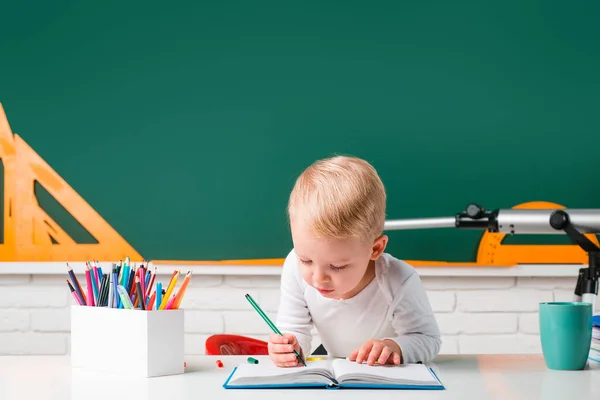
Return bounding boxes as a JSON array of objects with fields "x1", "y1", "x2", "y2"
[
  {"x1": 384, "y1": 204, "x2": 600, "y2": 234},
  {"x1": 384, "y1": 203, "x2": 600, "y2": 314}
]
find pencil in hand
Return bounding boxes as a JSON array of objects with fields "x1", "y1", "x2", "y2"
[{"x1": 245, "y1": 293, "x2": 306, "y2": 367}]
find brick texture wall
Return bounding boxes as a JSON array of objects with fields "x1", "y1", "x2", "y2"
[{"x1": 1, "y1": 274, "x2": 598, "y2": 356}]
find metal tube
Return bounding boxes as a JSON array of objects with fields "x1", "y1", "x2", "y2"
[
  {"x1": 384, "y1": 217, "x2": 456, "y2": 231},
  {"x1": 496, "y1": 209, "x2": 600, "y2": 234},
  {"x1": 582, "y1": 294, "x2": 597, "y2": 315},
  {"x1": 384, "y1": 209, "x2": 600, "y2": 234}
]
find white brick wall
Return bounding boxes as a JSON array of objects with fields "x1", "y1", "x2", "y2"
[{"x1": 1, "y1": 274, "x2": 598, "y2": 356}]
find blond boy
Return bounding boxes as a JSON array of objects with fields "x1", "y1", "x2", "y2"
[{"x1": 269, "y1": 155, "x2": 441, "y2": 367}]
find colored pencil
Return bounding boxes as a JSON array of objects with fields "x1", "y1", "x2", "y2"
[
  {"x1": 165, "y1": 294, "x2": 176, "y2": 310},
  {"x1": 139, "y1": 265, "x2": 146, "y2": 302},
  {"x1": 155, "y1": 282, "x2": 162, "y2": 311},
  {"x1": 115, "y1": 265, "x2": 122, "y2": 308},
  {"x1": 108, "y1": 270, "x2": 114, "y2": 308},
  {"x1": 91, "y1": 263, "x2": 100, "y2": 303},
  {"x1": 159, "y1": 271, "x2": 179, "y2": 310},
  {"x1": 120, "y1": 264, "x2": 130, "y2": 288},
  {"x1": 67, "y1": 263, "x2": 87, "y2": 305},
  {"x1": 127, "y1": 268, "x2": 135, "y2": 296},
  {"x1": 97, "y1": 274, "x2": 108, "y2": 307},
  {"x1": 117, "y1": 285, "x2": 134, "y2": 309},
  {"x1": 135, "y1": 276, "x2": 145, "y2": 310},
  {"x1": 245, "y1": 293, "x2": 306, "y2": 366},
  {"x1": 172, "y1": 271, "x2": 192, "y2": 309},
  {"x1": 97, "y1": 264, "x2": 103, "y2": 281},
  {"x1": 144, "y1": 269, "x2": 151, "y2": 300},
  {"x1": 85, "y1": 267, "x2": 94, "y2": 306},
  {"x1": 65, "y1": 259, "x2": 191, "y2": 311},
  {"x1": 67, "y1": 280, "x2": 83, "y2": 305},
  {"x1": 147, "y1": 291, "x2": 156, "y2": 310},
  {"x1": 145, "y1": 265, "x2": 156, "y2": 299}
]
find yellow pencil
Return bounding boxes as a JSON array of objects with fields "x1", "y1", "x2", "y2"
[
  {"x1": 172, "y1": 271, "x2": 192, "y2": 309},
  {"x1": 159, "y1": 270, "x2": 179, "y2": 310}
]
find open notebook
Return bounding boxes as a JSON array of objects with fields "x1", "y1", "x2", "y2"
[{"x1": 223, "y1": 358, "x2": 444, "y2": 390}]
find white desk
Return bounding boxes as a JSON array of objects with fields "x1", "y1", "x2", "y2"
[{"x1": 0, "y1": 355, "x2": 598, "y2": 400}]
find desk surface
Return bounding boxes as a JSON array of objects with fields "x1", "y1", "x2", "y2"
[{"x1": 0, "y1": 355, "x2": 598, "y2": 400}]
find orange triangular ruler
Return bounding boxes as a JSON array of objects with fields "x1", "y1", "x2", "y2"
[{"x1": 0, "y1": 102, "x2": 142, "y2": 261}]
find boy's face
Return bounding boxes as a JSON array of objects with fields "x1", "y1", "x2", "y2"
[{"x1": 290, "y1": 219, "x2": 388, "y2": 300}]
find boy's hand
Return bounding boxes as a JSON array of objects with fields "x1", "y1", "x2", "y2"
[
  {"x1": 349, "y1": 339, "x2": 402, "y2": 366},
  {"x1": 268, "y1": 333, "x2": 303, "y2": 367}
]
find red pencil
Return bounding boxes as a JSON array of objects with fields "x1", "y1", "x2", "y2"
[
  {"x1": 147, "y1": 291, "x2": 156, "y2": 310},
  {"x1": 145, "y1": 265, "x2": 157, "y2": 299}
]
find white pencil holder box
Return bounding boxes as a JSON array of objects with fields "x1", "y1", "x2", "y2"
[{"x1": 70, "y1": 305, "x2": 184, "y2": 378}]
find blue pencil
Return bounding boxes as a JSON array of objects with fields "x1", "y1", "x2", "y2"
[
  {"x1": 156, "y1": 282, "x2": 162, "y2": 311},
  {"x1": 112, "y1": 267, "x2": 119, "y2": 308},
  {"x1": 118, "y1": 265, "x2": 129, "y2": 309},
  {"x1": 145, "y1": 270, "x2": 151, "y2": 291}
]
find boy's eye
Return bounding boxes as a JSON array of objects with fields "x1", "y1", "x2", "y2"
[
  {"x1": 299, "y1": 259, "x2": 312, "y2": 265},
  {"x1": 330, "y1": 265, "x2": 347, "y2": 272}
]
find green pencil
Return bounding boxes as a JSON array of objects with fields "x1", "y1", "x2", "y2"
[{"x1": 245, "y1": 293, "x2": 306, "y2": 366}]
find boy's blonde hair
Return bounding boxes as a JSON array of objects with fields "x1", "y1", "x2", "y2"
[{"x1": 287, "y1": 155, "x2": 386, "y2": 242}]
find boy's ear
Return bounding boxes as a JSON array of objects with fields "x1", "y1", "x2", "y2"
[{"x1": 370, "y1": 235, "x2": 388, "y2": 260}]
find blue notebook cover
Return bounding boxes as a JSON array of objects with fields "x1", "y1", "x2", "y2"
[
  {"x1": 222, "y1": 359, "x2": 445, "y2": 390},
  {"x1": 593, "y1": 315, "x2": 599, "y2": 327}
]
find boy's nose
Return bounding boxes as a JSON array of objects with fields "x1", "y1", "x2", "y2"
[{"x1": 313, "y1": 268, "x2": 329, "y2": 284}]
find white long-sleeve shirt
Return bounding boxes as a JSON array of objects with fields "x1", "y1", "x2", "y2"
[{"x1": 275, "y1": 249, "x2": 441, "y2": 364}]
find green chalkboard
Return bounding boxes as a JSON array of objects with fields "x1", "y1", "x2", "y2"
[{"x1": 1, "y1": 1, "x2": 599, "y2": 262}]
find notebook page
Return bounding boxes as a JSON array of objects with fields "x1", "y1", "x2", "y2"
[
  {"x1": 228, "y1": 360, "x2": 334, "y2": 385},
  {"x1": 332, "y1": 359, "x2": 439, "y2": 385}
]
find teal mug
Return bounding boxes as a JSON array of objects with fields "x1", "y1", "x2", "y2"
[{"x1": 539, "y1": 302, "x2": 592, "y2": 370}]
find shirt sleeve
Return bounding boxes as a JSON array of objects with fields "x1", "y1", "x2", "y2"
[
  {"x1": 385, "y1": 272, "x2": 441, "y2": 364},
  {"x1": 275, "y1": 250, "x2": 313, "y2": 358}
]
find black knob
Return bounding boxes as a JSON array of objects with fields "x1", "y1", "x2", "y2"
[
  {"x1": 550, "y1": 210, "x2": 569, "y2": 230},
  {"x1": 466, "y1": 203, "x2": 485, "y2": 219}
]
